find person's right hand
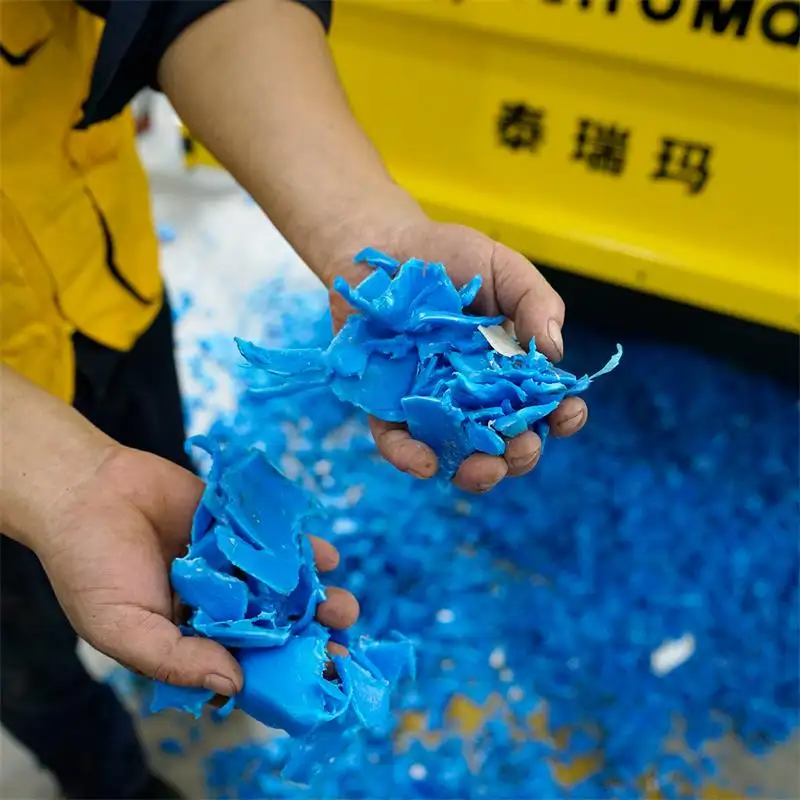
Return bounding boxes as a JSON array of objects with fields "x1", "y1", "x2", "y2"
[
  {"x1": 36, "y1": 445, "x2": 359, "y2": 697},
  {"x1": 327, "y1": 220, "x2": 587, "y2": 494}
]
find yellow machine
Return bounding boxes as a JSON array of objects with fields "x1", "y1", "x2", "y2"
[{"x1": 183, "y1": 0, "x2": 800, "y2": 333}]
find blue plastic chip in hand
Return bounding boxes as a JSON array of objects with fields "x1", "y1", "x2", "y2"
[
  {"x1": 235, "y1": 249, "x2": 622, "y2": 479},
  {"x1": 148, "y1": 438, "x2": 414, "y2": 780}
]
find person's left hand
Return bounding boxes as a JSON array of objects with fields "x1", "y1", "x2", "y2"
[
  {"x1": 327, "y1": 218, "x2": 587, "y2": 494},
  {"x1": 39, "y1": 445, "x2": 360, "y2": 695}
]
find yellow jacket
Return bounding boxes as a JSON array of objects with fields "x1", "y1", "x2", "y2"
[{"x1": 1, "y1": 0, "x2": 162, "y2": 403}]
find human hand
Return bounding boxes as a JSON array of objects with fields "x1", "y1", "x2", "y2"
[
  {"x1": 35, "y1": 446, "x2": 360, "y2": 697},
  {"x1": 327, "y1": 219, "x2": 587, "y2": 493}
]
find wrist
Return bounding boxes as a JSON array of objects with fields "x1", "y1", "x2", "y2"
[
  {"x1": 12, "y1": 440, "x2": 120, "y2": 558},
  {"x1": 307, "y1": 183, "x2": 428, "y2": 288},
  {"x1": 37, "y1": 440, "x2": 121, "y2": 550},
  {"x1": 0, "y1": 364, "x2": 120, "y2": 553}
]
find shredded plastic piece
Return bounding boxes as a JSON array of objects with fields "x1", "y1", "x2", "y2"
[
  {"x1": 154, "y1": 267, "x2": 798, "y2": 799},
  {"x1": 157, "y1": 222, "x2": 177, "y2": 244},
  {"x1": 477, "y1": 324, "x2": 526, "y2": 357},
  {"x1": 159, "y1": 738, "x2": 185, "y2": 756},
  {"x1": 148, "y1": 437, "x2": 414, "y2": 777},
  {"x1": 234, "y1": 250, "x2": 622, "y2": 479},
  {"x1": 650, "y1": 633, "x2": 697, "y2": 677}
]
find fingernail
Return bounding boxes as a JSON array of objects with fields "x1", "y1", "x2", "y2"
[
  {"x1": 476, "y1": 480, "x2": 500, "y2": 493},
  {"x1": 408, "y1": 459, "x2": 436, "y2": 480},
  {"x1": 547, "y1": 319, "x2": 564, "y2": 362},
  {"x1": 556, "y1": 409, "x2": 585, "y2": 433},
  {"x1": 510, "y1": 448, "x2": 541, "y2": 470},
  {"x1": 204, "y1": 674, "x2": 237, "y2": 697}
]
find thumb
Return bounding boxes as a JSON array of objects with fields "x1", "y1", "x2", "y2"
[
  {"x1": 108, "y1": 607, "x2": 243, "y2": 697},
  {"x1": 491, "y1": 243, "x2": 566, "y2": 362}
]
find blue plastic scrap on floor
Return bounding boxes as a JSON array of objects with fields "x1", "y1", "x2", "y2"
[
  {"x1": 139, "y1": 253, "x2": 799, "y2": 799},
  {"x1": 235, "y1": 249, "x2": 621, "y2": 479},
  {"x1": 148, "y1": 436, "x2": 414, "y2": 780}
]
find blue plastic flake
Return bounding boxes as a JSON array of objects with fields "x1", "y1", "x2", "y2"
[
  {"x1": 157, "y1": 222, "x2": 177, "y2": 244},
  {"x1": 148, "y1": 437, "x2": 414, "y2": 776},
  {"x1": 353, "y1": 247, "x2": 401, "y2": 275},
  {"x1": 156, "y1": 263, "x2": 797, "y2": 800},
  {"x1": 233, "y1": 250, "x2": 622, "y2": 479},
  {"x1": 159, "y1": 738, "x2": 185, "y2": 757}
]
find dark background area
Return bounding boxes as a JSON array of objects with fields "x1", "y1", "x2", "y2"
[{"x1": 540, "y1": 265, "x2": 800, "y2": 389}]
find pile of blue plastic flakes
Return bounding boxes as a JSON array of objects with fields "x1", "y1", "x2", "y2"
[{"x1": 147, "y1": 249, "x2": 798, "y2": 799}]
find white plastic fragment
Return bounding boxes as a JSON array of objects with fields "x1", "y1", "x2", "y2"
[
  {"x1": 409, "y1": 764, "x2": 428, "y2": 781},
  {"x1": 279, "y1": 453, "x2": 303, "y2": 480},
  {"x1": 454, "y1": 499, "x2": 472, "y2": 516},
  {"x1": 314, "y1": 459, "x2": 332, "y2": 477},
  {"x1": 435, "y1": 608, "x2": 455, "y2": 624},
  {"x1": 650, "y1": 633, "x2": 696, "y2": 677},
  {"x1": 499, "y1": 668, "x2": 514, "y2": 683},
  {"x1": 344, "y1": 486, "x2": 363, "y2": 506},
  {"x1": 332, "y1": 517, "x2": 357, "y2": 535},
  {"x1": 489, "y1": 647, "x2": 506, "y2": 669},
  {"x1": 507, "y1": 686, "x2": 524, "y2": 703},
  {"x1": 477, "y1": 324, "x2": 526, "y2": 357}
]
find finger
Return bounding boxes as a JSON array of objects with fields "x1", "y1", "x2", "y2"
[
  {"x1": 503, "y1": 431, "x2": 542, "y2": 477},
  {"x1": 150, "y1": 465, "x2": 204, "y2": 554},
  {"x1": 453, "y1": 453, "x2": 508, "y2": 493},
  {"x1": 323, "y1": 642, "x2": 350, "y2": 680},
  {"x1": 316, "y1": 586, "x2": 360, "y2": 630},
  {"x1": 490, "y1": 243, "x2": 566, "y2": 362},
  {"x1": 171, "y1": 593, "x2": 191, "y2": 626},
  {"x1": 328, "y1": 290, "x2": 354, "y2": 334},
  {"x1": 308, "y1": 535, "x2": 340, "y2": 573},
  {"x1": 106, "y1": 608, "x2": 242, "y2": 697},
  {"x1": 327, "y1": 641, "x2": 349, "y2": 659},
  {"x1": 209, "y1": 694, "x2": 232, "y2": 709},
  {"x1": 369, "y1": 417, "x2": 438, "y2": 479},
  {"x1": 549, "y1": 397, "x2": 588, "y2": 438}
]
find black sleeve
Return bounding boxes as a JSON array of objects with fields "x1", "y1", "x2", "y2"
[{"x1": 74, "y1": 0, "x2": 333, "y2": 129}]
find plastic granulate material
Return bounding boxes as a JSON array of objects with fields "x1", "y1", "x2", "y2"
[
  {"x1": 148, "y1": 263, "x2": 798, "y2": 799},
  {"x1": 157, "y1": 222, "x2": 177, "y2": 244},
  {"x1": 159, "y1": 738, "x2": 185, "y2": 757},
  {"x1": 147, "y1": 436, "x2": 414, "y2": 780},
  {"x1": 650, "y1": 633, "x2": 697, "y2": 677},
  {"x1": 234, "y1": 249, "x2": 622, "y2": 479}
]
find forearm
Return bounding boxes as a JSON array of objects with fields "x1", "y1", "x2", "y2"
[
  {"x1": 0, "y1": 364, "x2": 116, "y2": 549},
  {"x1": 158, "y1": 0, "x2": 425, "y2": 284}
]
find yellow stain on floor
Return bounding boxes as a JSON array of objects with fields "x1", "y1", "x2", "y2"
[{"x1": 400, "y1": 694, "x2": 742, "y2": 799}]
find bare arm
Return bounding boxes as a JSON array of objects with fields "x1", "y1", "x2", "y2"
[
  {"x1": 0, "y1": 363, "x2": 116, "y2": 550},
  {"x1": 158, "y1": 0, "x2": 425, "y2": 285},
  {"x1": 156, "y1": 0, "x2": 583, "y2": 492}
]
